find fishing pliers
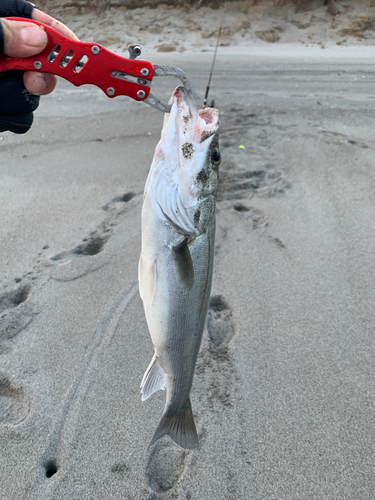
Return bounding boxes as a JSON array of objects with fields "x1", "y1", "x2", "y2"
[{"x1": 0, "y1": 17, "x2": 199, "y2": 113}]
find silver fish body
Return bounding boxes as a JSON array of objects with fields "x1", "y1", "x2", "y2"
[{"x1": 139, "y1": 87, "x2": 220, "y2": 449}]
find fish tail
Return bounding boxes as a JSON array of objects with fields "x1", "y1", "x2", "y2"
[{"x1": 148, "y1": 399, "x2": 198, "y2": 450}]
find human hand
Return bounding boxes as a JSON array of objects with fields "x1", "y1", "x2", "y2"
[{"x1": 0, "y1": 1, "x2": 78, "y2": 133}]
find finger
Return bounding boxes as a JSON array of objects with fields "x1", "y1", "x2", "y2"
[
  {"x1": 23, "y1": 71, "x2": 57, "y2": 95},
  {"x1": 1, "y1": 18, "x2": 47, "y2": 57},
  {"x1": 32, "y1": 9, "x2": 80, "y2": 41}
]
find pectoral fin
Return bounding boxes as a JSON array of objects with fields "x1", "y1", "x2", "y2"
[{"x1": 172, "y1": 238, "x2": 194, "y2": 290}]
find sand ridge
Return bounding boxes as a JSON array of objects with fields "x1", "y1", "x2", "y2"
[{"x1": 50, "y1": 0, "x2": 375, "y2": 54}]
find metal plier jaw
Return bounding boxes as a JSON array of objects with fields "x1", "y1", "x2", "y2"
[
  {"x1": 0, "y1": 18, "x2": 199, "y2": 113},
  {"x1": 145, "y1": 65, "x2": 200, "y2": 113}
]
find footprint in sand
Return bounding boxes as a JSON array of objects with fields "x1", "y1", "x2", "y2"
[
  {"x1": 0, "y1": 373, "x2": 32, "y2": 425},
  {"x1": 0, "y1": 284, "x2": 31, "y2": 315},
  {"x1": 49, "y1": 234, "x2": 109, "y2": 265},
  {"x1": 0, "y1": 285, "x2": 34, "y2": 353},
  {"x1": 0, "y1": 288, "x2": 33, "y2": 424},
  {"x1": 102, "y1": 191, "x2": 136, "y2": 211},
  {"x1": 49, "y1": 233, "x2": 111, "y2": 282},
  {"x1": 194, "y1": 296, "x2": 238, "y2": 415},
  {"x1": 144, "y1": 441, "x2": 189, "y2": 496},
  {"x1": 206, "y1": 295, "x2": 236, "y2": 353},
  {"x1": 232, "y1": 203, "x2": 269, "y2": 229},
  {"x1": 218, "y1": 165, "x2": 291, "y2": 201}
]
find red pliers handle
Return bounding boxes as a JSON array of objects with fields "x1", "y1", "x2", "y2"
[{"x1": 0, "y1": 17, "x2": 199, "y2": 113}]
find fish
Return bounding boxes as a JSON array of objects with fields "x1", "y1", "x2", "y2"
[{"x1": 138, "y1": 86, "x2": 220, "y2": 450}]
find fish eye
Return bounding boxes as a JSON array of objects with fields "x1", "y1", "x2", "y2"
[{"x1": 211, "y1": 149, "x2": 221, "y2": 165}]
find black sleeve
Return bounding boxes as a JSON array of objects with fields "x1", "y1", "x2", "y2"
[
  {"x1": 0, "y1": 0, "x2": 34, "y2": 52},
  {"x1": 0, "y1": 1, "x2": 39, "y2": 134},
  {"x1": 0, "y1": 0, "x2": 34, "y2": 18},
  {"x1": 0, "y1": 70, "x2": 39, "y2": 134}
]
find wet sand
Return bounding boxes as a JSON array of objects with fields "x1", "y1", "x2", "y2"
[{"x1": 1, "y1": 3, "x2": 375, "y2": 499}]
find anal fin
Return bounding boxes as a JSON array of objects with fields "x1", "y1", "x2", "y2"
[{"x1": 140, "y1": 355, "x2": 166, "y2": 401}]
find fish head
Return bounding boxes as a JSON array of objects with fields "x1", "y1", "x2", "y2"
[{"x1": 157, "y1": 86, "x2": 220, "y2": 209}]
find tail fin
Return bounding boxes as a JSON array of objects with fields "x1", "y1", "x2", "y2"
[{"x1": 148, "y1": 399, "x2": 198, "y2": 450}]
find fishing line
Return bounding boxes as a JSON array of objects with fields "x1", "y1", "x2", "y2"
[{"x1": 203, "y1": 1, "x2": 227, "y2": 108}]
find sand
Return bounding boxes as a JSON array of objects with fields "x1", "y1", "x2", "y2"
[
  {"x1": 1, "y1": 1, "x2": 375, "y2": 499},
  {"x1": 49, "y1": 0, "x2": 375, "y2": 52}
]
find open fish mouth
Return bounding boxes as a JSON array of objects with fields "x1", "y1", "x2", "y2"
[
  {"x1": 162, "y1": 86, "x2": 219, "y2": 150},
  {"x1": 144, "y1": 85, "x2": 220, "y2": 235},
  {"x1": 145, "y1": 86, "x2": 220, "y2": 212}
]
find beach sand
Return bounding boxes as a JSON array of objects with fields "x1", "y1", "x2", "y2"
[{"x1": 1, "y1": 1, "x2": 375, "y2": 498}]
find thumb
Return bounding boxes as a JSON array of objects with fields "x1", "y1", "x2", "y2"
[{"x1": 1, "y1": 19, "x2": 47, "y2": 58}]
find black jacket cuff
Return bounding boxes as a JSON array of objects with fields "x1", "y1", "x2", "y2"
[
  {"x1": 0, "y1": 0, "x2": 34, "y2": 18},
  {"x1": 0, "y1": 0, "x2": 35, "y2": 54}
]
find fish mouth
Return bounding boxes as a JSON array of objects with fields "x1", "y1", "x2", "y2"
[
  {"x1": 145, "y1": 86, "x2": 220, "y2": 227},
  {"x1": 165, "y1": 86, "x2": 219, "y2": 145}
]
